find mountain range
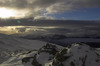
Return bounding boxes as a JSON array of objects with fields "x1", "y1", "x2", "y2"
[{"x1": 0, "y1": 34, "x2": 100, "y2": 66}]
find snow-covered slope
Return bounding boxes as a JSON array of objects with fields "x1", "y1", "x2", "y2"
[
  {"x1": 1, "y1": 43, "x2": 100, "y2": 66},
  {"x1": 0, "y1": 34, "x2": 47, "y2": 51},
  {"x1": 51, "y1": 44, "x2": 100, "y2": 66},
  {"x1": 0, "y1": 34, "x2": 100, "y2": 66},
  {"x1": 0, "y1": 34, "x2": 63, "y2": 65},
  {"x1": 20, "y1": 43, "x2": 100, "y2": 66},
  {"x1": 0, "y1": 34, "x2": 56, "y2": 64}
]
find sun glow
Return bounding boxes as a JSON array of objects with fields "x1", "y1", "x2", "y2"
[{"x1": 0, "y1": 8, "x2": 15, "y2": 18}]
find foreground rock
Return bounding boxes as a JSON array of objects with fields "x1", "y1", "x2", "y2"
[{"x1": 22, "y1": 43, "x2": 100, "y2": 66}]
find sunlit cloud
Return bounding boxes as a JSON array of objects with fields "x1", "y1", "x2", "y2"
[
  {"x1": 0, "y1": 8, "x2": 30, "y2": 19},
  {"x1": 0, "y1": 8, "x2": 15, "y2": 18},
  {"x1": 0, "y1": 26, "x2": 57, "y2": 35}
]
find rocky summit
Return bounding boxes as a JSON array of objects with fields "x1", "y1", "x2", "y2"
[{"x1": 22, "y1": 43, "x2": 100, "y2": 66}]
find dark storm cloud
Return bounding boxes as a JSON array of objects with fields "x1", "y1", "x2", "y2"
[
  {"x1": 0, "y1": 0, "x2": 57, "y2": 9},
  {"x1": 73, "y1": 0, "x2": 100, "y2": 8},
  {"x1": 0, "y1": 0, "x2": 100, "y2": 18},
  {"x1": 0, "y1": 0, "x2": 28, "y2": 9}
]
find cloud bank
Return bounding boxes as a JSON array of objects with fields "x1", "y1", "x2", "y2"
[
  {"x1": 0, "y1": 0, "x2": 100, "y2": 19},
  {"x1": 1, "y1": 24, "x2": 100, "y2": 37}
]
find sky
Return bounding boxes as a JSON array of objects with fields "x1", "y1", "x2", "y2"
[
  {"x1": 48, "y1": 7, "x2": 100, "y2": 20},
  {"x1": 0, "y1": 0, "x2": 100, "y2": 20},
  {"x1": 0, "y1": 0, "x2": 100, "y2": 37}
]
